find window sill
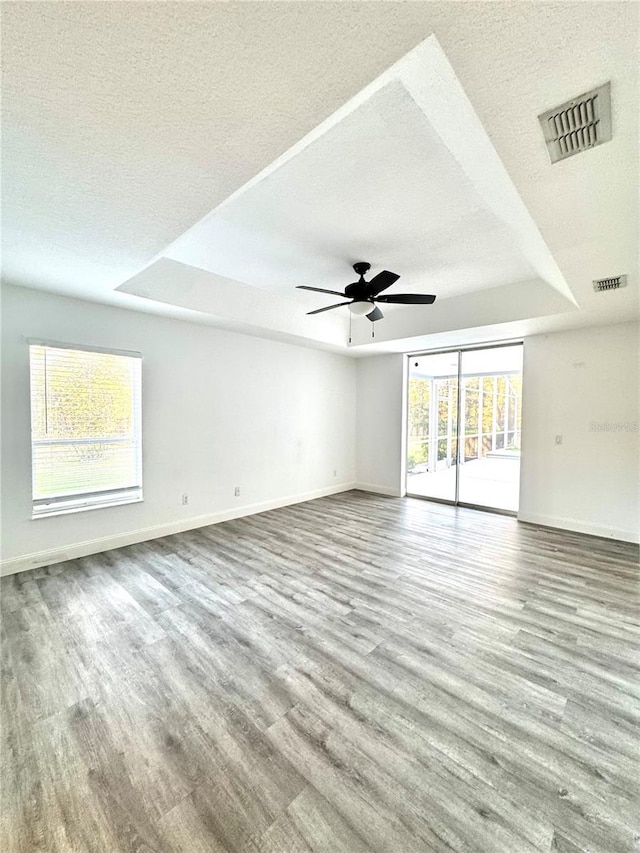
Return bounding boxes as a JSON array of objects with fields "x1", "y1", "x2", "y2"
[{"x1": 32, "y1": 493, "x2": 143, "y2": 519}]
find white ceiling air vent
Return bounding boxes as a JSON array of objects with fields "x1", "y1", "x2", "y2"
[
  {"x1": 539, "y1": 83, "x2": 612, "y2": 163},
  {"x1": 593, "y1": 275, "x2": 627, "y2": 293}
]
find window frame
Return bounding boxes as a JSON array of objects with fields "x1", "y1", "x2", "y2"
[{"x1": 28, "y1": 339, "x2": 143, "y2": 518}]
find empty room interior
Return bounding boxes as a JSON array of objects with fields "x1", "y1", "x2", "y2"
[{"x1": 1, "y1": 2, "x2": 639, "y2": 852}]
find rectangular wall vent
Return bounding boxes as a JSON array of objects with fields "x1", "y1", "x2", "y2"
[
  {"x1": 539, "y1": 83, "x2": 612, "y2": 163},
  {"x1": 593, "y1": 275, "x2": 627, "y2": 292}
]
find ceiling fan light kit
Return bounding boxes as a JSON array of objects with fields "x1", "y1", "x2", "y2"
[
  {"x1": 348, "y1": 301, "x2": 373, "y2": 316},
  {"x1": 297, "y1": 262, "x2": 437, "y2": 326}
]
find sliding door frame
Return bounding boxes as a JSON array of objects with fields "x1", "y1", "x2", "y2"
[{"x1": 405, "y1": 340, "x2": 523, "y2": 516}]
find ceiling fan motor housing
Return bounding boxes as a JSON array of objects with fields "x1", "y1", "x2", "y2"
[{"x1": 344, "y1": 283, "x2": 372, "y2": 300}]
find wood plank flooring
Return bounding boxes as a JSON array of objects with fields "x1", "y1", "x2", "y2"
[{"x1": 2, "y1": 491, "x2": 639, "y2": 852}]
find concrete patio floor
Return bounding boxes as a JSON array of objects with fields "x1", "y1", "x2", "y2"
[{"x1": 407, "y1": 455, "x2": 520, "y2": 511}]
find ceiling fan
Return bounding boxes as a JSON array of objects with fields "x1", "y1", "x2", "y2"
[{"x1": 297, "y1": 262, "x2": 436, "y2": 322}]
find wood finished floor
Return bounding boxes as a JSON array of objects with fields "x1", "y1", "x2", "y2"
[{"x1": 2, "y1": 491, "x2": 639, "y2": 853}]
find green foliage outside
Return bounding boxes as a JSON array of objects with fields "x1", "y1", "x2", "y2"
[
  {"x1": 407, "y1": 377, "x2": 430, "y2": 471},
  {"x1": 407, "y1": 440, "x2": 428, "y2": 471},
  {"x1": 407, "y1": 372, "x2": 522, "y2": 471},
  {"x1": 30, "y1": 347, "x2": 139, "y2": 499},
  {"x1": 31, "y1": 347, "x2": 134, "y2": 441}
]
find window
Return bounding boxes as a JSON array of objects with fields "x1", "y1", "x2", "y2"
[{"x1": 29, "y1": 342, "x2": 142, "y2": 517}]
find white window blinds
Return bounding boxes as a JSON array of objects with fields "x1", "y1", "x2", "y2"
[{"x1": 29, "y1": 343, "x2": 142, "y2": 516}]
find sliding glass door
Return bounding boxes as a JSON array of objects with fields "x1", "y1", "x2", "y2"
[
  {"x1": 406, "y1": 352, "x2": 458, "y2": 502},
  {"x1": 406, "y1": 343, "x2": 523, "y2": 512},
  {"x1": 457, "y1": 345, "x2": 523, "y2": 510}
]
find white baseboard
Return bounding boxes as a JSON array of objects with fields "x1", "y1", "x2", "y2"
[
  {"x1": 353, "y1": 483, "x2": 403, "y2": 498},
  {"x1": 7, "y1": 489, "x2": 631, "y2": 577},
  {"x1": 0, "y1": 483, "x2": 358, "y2": 577},
  {"x1": 517, "y1": 511, "x2": 639, "y2": 544}
]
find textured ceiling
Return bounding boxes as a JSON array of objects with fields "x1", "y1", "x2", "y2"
[{"x1": 1, "y1": 1, "x2": 637, "y2": 352}]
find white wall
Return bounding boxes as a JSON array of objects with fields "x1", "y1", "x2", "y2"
[
  {"x1": 1, "y1": 284, "x2": 357, "y2": 574},
  {"x1": 356, "y1": 322, "x2": 639, "y2": 542},
  {"x1": 2, "y1": 284, "x2": 636, "y2": 577},
  {"x1": 355, "y1": 354, "x2": 406, "y2": 496},
  {"x1": 519, "y1": 322, "x2": 639, "y2": 542}
]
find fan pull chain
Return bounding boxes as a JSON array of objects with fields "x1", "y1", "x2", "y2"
[{"x1": 348, "y1": 312, "x2": 352, "y2": 344}]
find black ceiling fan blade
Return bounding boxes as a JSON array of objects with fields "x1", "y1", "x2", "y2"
[
  {"x1": 307, "y1": 301, "x2": 352, "y2": 315},
  {"x1": 297, "y1": 286, "x2": 347, "y2": 297},
  {"x1": 375, "y1": 293, "x2": 436, "y2": 304},
  {"x1": 366, "y1": 270, "x2": 400, "y2": 296},
  {"x1": 366, "y1": 306, "x2": 384, "y2": 322}
]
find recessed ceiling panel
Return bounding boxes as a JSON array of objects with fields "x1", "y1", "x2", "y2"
[
  {"x1": 166, "y1": 81, "x2": 538, "y2": 299},
  {"x1": 115, "y1": 31, "x2": 585, "y2": 348}
]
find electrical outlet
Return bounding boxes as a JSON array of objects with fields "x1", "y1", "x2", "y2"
[
  {"x1": 181, "y1": 494, "x2": 189, "y2": 505},
  {"x1": 234, "y1": 486, "x2": 240, "y2": 497},
  {"x1": 555, "y1": 434, "x2": 563, "y2": 445}
]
